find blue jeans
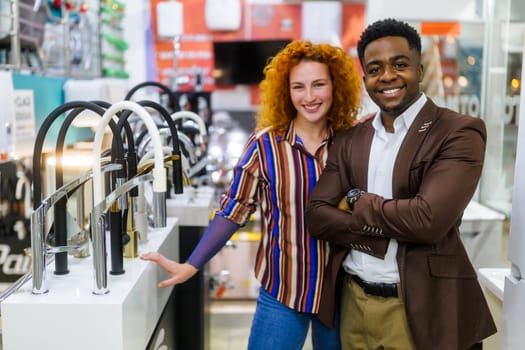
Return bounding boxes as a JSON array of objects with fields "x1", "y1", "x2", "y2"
[{"x1": 247, "y1": 287, "x2": 341, "y2": 350}]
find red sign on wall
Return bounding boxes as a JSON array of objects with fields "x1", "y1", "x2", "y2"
[{"x1": 149, "y1": 0, "x2": 364, "y2": 94}]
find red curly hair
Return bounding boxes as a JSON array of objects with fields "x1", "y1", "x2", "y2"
[{"x1": 255, "y1": 40, "x2": 362, "y2": 135}]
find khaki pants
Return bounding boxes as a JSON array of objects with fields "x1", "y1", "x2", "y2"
[{"x1": 340, "y1": 275, "x2": 415, "y2": 350}]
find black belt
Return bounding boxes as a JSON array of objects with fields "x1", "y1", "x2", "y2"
[{"x1": 349, "y1": 274, "x2": 398, "y2": 298}]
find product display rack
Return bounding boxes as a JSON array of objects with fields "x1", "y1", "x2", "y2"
[{"x1": 0, "y1": 0, "x2": 109, "y2": 78}]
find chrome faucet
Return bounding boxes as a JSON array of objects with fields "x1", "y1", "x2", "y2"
[
  {"x1": 31, "y1": 163, "x2": 122, "y2": 294},
  {"x1": 32, "y1": 101, "x2": 125, "y2": 276},
  {"x1": 90, "y1": 173, "x2": 154, "y2": 294},
  {"x1": 138, "y1": 129, "x2": 197, "y2": 167},
  {"x1": 90, "y1": 101, "x2": 168, "y2": 294}
]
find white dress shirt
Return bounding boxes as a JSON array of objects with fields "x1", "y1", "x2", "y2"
[{"x1": 342, "y1": 94, "x2": 427, "y2": 283}]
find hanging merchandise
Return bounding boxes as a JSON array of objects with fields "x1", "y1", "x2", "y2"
[
  {"x1": 100, "y1": 0, "x2": 128, "y2": 78},
  {"x1": 47, "y1": 0, "x2": 92, "y2": 67},
  {"x1": 47, "y1": 0, "x2": 87, "y2": 18},
  {"x1": 0, "y1": 0, "x2": 48, "y2": 70},
  {"x1": 35, "y1": 0, "x2": 101, "y2": 76}
]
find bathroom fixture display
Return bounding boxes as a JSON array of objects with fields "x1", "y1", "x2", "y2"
[
  {"x1": 137, "y1": 125, "x2": 208, "y2": 186},
  {"x1": 90, "y1": 173, "x2": 154, "y2": 294},
  {"x1": 90, "y1": 100, "x2": 167, "y2": 294},
  {"x1": 175, "y1": 131, "x2": 198, "y2": 165},
  {"x1": 137, "y1": 128, "x2": 197, "y2": 170},
  {"x1": 171, "y1": 110, "x2": 208, "y2": 154},
  {"x1": 54, "y1": 100, "x2": 135, "y2": 263},
  {"x1": 31, "y1": 162, "x2": 122, "y2": 294},
  {"x1": 124, "y1": 81, "x2": 176, "y2": 113},
  {"x1": 113, "y1": 99, "x2": 183, "y2": 259},
  {"x1": 193, "y1": 115, "x2": 248, "y2": 189},
  {"x1": 118, "y1": 99, "x2": 184, "y2": 195},
  {"x1": 32, "y1": 101, "x2": 125, "y2": 276},
  {"x1": 135, "y1": 146, "x2": 189, "y2": 243},
  {"x1": 85, "y1": 100, "x2": 137, "y2": 274},
  {"x1": 2, "y1": 217, "x2": 179, "y2": 350}
]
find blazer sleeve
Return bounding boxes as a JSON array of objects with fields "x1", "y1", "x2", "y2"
[
  {"x1": 306, "y1": 129, "x2": 389, "y2": 259},
  {"x1": 354, "y1": 116, "x2": 486, "y2": 244},
  {"x1": 308, "y1": 114, "x2": 487, "y2": 246}
]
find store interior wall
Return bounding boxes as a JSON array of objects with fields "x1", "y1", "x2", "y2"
[
  {"x1": 12, "y1": 73, "x2": 93, "y2": 149},
  {"x1": 366, "y1": 0, "x2": 482, "y2": 23}
]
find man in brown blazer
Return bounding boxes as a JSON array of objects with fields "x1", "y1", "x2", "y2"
[{"x1": 306, "y1": 18, "x2": 496, "y2": 350}]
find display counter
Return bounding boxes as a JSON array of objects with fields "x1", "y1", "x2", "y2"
[
  {"x1": 166, "y1": 185, "x2": 216, "y2": 226},
  {"x1": 478, "y1": 267, "x2": 509, "y2": 350},
  {"x1": 166, "y1": 185, "x2": 216, "y2": 350},
  {"x1": 0, "y1": 217, "x2": 179, "y2": 350},
  {"x1": 460, "y1": 201, "x2": 506, "y2": 269}
]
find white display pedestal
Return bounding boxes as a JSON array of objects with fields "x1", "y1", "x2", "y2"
[
  {"x1": 1, "y1": 218, "x2": 179, "y2": 350},
  {"x1": 166, "y1": 185, "x2": 216, "y2": 226},
  {"x1": 478, "y1": 267, "x2": 509, "y2": 350},
  {"x1": 460, "y1": 201, "x2": 506, "y2": 269}
]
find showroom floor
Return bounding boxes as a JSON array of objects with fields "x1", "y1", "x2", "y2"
[
  {"x1": 209, "y1": 299, "x2": 314, "y2": 350},
  {"x1": 209, "y1": 300, "x2": 254, "y2": 350}
]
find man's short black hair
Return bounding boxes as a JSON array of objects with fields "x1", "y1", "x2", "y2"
[{"x1": 357, "y1": 18, "x2": 422, "y2": 65}]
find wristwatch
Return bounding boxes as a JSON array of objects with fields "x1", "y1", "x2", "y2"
[{"x1": 346, "y1": 188, "x2": 363, "y2": 211}]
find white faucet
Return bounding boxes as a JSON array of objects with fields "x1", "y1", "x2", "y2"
[{"x1": 91, "y1": 100, "x2": 167, "y2": 295}]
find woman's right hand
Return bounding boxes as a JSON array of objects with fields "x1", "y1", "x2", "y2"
[{"x1": 140, "y1": 252, "x2": 198, "y2": 288}]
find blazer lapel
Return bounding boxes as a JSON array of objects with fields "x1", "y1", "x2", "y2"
[
  {"x1": 393, "y1": 99, "x2": 440, "y2": 197},
  {"x1": 350, "y1": 122, "x2": 375, "y2": 191}
]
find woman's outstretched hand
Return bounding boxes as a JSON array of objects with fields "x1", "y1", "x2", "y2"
[{"x1": 140, "y1": 252, "x2": 198, "y2": 288}]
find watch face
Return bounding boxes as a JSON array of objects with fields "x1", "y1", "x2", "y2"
[
  {"x1": 346, "y1": 188, "x2": 362, "y2": 208},
  {"x1": 348, "y1": 189, "x2": 361, "y2": 201}
]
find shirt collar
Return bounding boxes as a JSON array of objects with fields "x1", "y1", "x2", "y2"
[
  {"x1": 284, "y1": 120, "x2": 297, "y2": 144},
  {"x1": 283, "y1": 119, "x2": 334, "y2": 146},
  {"x1": 372, "y1": 93, "x2": 427, "y2": 133}
]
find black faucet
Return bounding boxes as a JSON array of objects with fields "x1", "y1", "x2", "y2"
[{"x1": 32, "y1": 101, "x2": 125, "y2": 275}]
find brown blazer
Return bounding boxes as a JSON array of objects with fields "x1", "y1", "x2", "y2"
[{"x1": 306, "y1": 99, "x2": 497, "y2": 350}]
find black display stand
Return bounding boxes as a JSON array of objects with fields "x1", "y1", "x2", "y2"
[
  {"x1": 175, "y1": 225, "x2": 210, "y2": 350},
  {"x1": 147, "y1": 289, "x2": 178, "y2": 349}
]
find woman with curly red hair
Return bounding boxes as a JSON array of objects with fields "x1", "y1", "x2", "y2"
[{"x1": 141, "y1": 40, "x2": 362, "y2": 349}]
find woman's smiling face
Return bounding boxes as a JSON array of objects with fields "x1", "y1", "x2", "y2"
[{"x1": 289, "y1": 60, "x2": 333, "y2": 125}]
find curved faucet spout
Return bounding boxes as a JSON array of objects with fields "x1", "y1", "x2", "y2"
[
  {"x1": 93, "y1": 101, "x2": 166, "y2": 208},
  {"x1": 32, "y1": 101, "x2": 125, "y2": 276},
  {"x1": 119, "y1": 100, "x2": 183, "y2": 195},
  {"x1": 30, "y1": 162, "x2": 122, "y2": 294},
  {"x1": 91, "y1": 101, "x2": 167, "y2": 294},
  {"x1": 124, "y1": 81, "x2": 176, "y2": 112},
  {"x1": 171, "y1": 110, "x2": 208, "y2": 152}
]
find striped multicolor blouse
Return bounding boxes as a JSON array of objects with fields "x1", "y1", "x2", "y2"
[{"x1": 216, "y1": 121, "x2": 333, "y2": 314}]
